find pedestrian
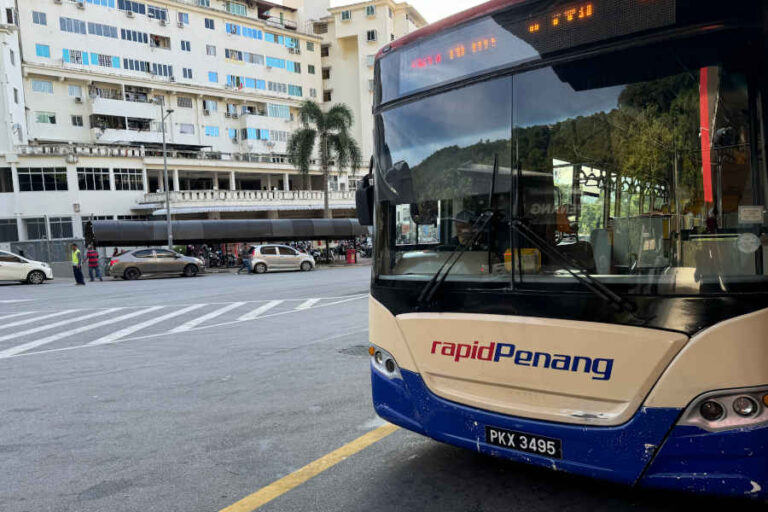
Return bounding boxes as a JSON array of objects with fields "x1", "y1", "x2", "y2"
[
  {"x1": 86, "y1": 245, "x2": 103, "y2": 282},
  {"x1": 71, "y1": 243, "x2": 85, "y2": 286},
  {"x1": 237, "y1": 244, "x2": 252, "y2": 274}
]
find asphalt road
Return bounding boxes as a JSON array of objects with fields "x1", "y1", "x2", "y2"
[{"x1": 0, "y1": 268, "x2": 763, "y2": 512}]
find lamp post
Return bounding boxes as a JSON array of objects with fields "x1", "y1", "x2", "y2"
[{"x1": 158, "y1": 102, "x2": 175, "y2": 250}]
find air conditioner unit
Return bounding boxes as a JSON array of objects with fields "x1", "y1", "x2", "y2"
[
  {"x1": 126, "y1": 10, "x2": 135, "y2": 17},
  {"x1": 74, "y1": 97, "x2": 83, "y2": 104},
  {"x1": 160, "y1": 19, "x2": 168, "y2": 26},
  {"x1": 266, "y1": 66, "x2": 272, "y2": 71},
  {"x1": 66, "y1": 154, "x2": 79, "y2": 164},
  {"x1": 232, "y1": 113, "x2": 239, "y2": 119},
  {"x1": 224, "y1": 112, "x2": 231, "y2": 118},
  {"x1": 169, "y1": 76, "x2": 175, "y2": 82},
  {"x1": 231, "y1": 138, "x2": 238, "y2": 144},
  {"x1": 177, "y1": 22, "x2": 184, "y2": 28},
  {"x1": 203, "y1": 109, "x2": 210, "y2": 116},
  {"x1": 77, "y1": 1, "x2": 85, "y2": 8},
  {"x1": 54, "y1": 0, "x2": 62, "y2": 4}
]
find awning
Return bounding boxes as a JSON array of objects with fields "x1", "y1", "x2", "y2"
[{"x1": 90, "y1": 219, "x2": 370, "y2": 246}]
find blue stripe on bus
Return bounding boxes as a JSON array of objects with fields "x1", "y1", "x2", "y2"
[
  {"x1": 640, "y1": 424, "x2": 767, "y2": 499},
  {"x1": 372, "y1": 367, "x2": 767, "y2": 499}
]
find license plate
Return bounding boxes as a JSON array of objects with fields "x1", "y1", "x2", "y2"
[{"x1": 485, "y1": 426, "x2": 563, "y2": 459}]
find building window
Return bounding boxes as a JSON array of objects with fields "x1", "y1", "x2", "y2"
[
  {"x1": 32, "y1": 11, "x2": 47, "y2": 25},
  {"x1": 35, "y1": 44, "x2": 50, "y2": 58},
  {"x1": 308, "y1": 65, "x2": 315, "y2": 74},
  {"x1": 25, "y1": 218, "x2": 47, "y2": 240},
  {"x1": 323, "y1": 90, "x2": 332, "y2": 102},
  {"x1": 183, "y1": 68, "x2": 193, "y2": 79},
  {"x1": 9, "y1": 49, "x2": 14, "y2": 66},
  {"x1": 204, "y1": 18, "x2": 215, "y2": 30},
  {"x1": 49, "y1": 217, "x2": 73, "y2": 239},
  {"x1": 208, "y1": 72, "x2": 218, "y2": 83},
  {"x1": 13, "y1": 88, "x2": 18, "y2": 104},
  {"x1": 267, "y1": 104, "x2": 291, "y2": 119},
  {"x1": 391, "y1": 33, "x2": 395, "y2": 41},
  {"x1": 178, "y1": 12, "x2": 189, "y2": 24},
  {"x1": 60, "y1": 17, "x2": 87, "y2": 34},
  {"x1": 322, "y1": 68, "x2": 330, "y2": 80},
  {"x1": 177, "y1": 96, "x2": 193, "y2": 108},
  {"x1": 147, "y1": 6, "x2": 168, "y2": 20},
  {"x1": 179, "y1": 123, "x2": 195, "y2": 134},
  {"x1": 206, "y1": 45, "x2": 217, "y2": 56},
  {"x1": 68, "y1": 85, "x2": 83, "y2": 97},
  {"x1": 204, "y1": 126, "x2": 219, "y2": 137},
  {"x1": 117, "y1": 0, "x2": 146, "y2": 15},
  {"x1": 226, "y1": 1, "x2": 247, "y2": 16},
  {"x1": 366, "y1": 30, "x2": 377, "y2": 42},
  {"x1": 181, "y1": 40, "x2": 191, "y2": 52},
  {"x1": 114, "y1": 169, "x2": 143, "y2": 191},
  {"x1": 0, "y1": 168, "x2": 13, "y2": 193},
  {"x1": 389, "y1": 7, "x2": 393, "y2": 18},
  {"x1": 320, "y1": 45, "x2": 329, "y2": 57},
  {"x1": 0, "y1": 219, "x2": 18, "y2": 243},
  {"x1": 78, "y1": 168, "x2": 111, "y2": 191},
  {"x1": 203, "y1": 99, "x2": 217, "y2": 111},
  {"x1": 366, "y1": 55, "x2": 375, "y2": 67},
  {"x1": 35, "y1": 112, "x2": 56, "y2": 124},
  {"x1": 366, "y1": 5, "x2": 376, "y2": 16},
  {"x1": 306, "y1": 41, "x2": 315, "y2": 52},
  {"x1": 18, "y1": 168, "x2": 68, "y2": 192},
  {"x1": 71, "y1": 115, "x2": 84, "y2": 127},
  {"x1": 87, "y1": 22, "x2": 118, "y2": 38},
  {"x1": 32, "y1": 80, "x2": 53, "y2": 94},
  {"x1": 340, "y1": 10, "x2": 351, "y2": 21},
  {"x1": 121, "y1": 29, "x2": 149, "y2": 44}
]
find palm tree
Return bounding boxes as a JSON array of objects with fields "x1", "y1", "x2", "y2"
[{"x1": 287, "y1": 100, "x2": 361, "y2": 218}]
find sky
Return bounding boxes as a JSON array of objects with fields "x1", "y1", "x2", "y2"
[{"x1": 329, "y1": 0, "x2": 488, "y2": 23}]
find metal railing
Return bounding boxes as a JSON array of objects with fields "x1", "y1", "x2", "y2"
[{"x1": 141, "y1": 189, "x2": 355, "y2": 204}]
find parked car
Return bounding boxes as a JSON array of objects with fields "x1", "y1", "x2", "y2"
[
  {"x1": 107, "y1": 248, "x2": 204, "y2": 280},
  {"x1": 249, "y1": 245, "x2": 315, "y2": 274},
  {"x1": 0, "y1": 250, "x2": 53, "y2": 285}
]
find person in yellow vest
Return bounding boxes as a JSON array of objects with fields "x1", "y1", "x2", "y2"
[{"x1": 71, "y1": 243, "x2": 85, "y2": 286}]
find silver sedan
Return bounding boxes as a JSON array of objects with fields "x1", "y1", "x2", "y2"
[{"x1": 107, "y1": 249, "x2": 205, "y2": 280}]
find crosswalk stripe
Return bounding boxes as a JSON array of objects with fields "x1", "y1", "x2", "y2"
[
  {"x1": 88, "y1": 304, "x2": 206, "y2": 346},
  {"x1": 0, "y1": 307, "x2": 131, "y2": 358},
  {"x1": 0, "y1": 309, "x2": 80, "y2": 330},
  {"x1": 295, "y1": 298, "x2": 321, "y2": 310},
  {"x1": 0, "y1": 311, "x2": 37, "y2": 321},
  {"x1": 238, "y1": 300, "x2": 283, "y2": 321},
  {"x1": 170, "y1": 302, "x2": 246, "y2": 333},
  {"x1": 0, "y1": 309, "x2": 123, "y2": 343}
]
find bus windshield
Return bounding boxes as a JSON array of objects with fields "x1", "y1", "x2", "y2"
[{"x1": 374, "y1": 38, "x2": 768, "y2": 295}]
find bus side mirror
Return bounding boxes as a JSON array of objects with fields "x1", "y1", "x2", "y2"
[{"x1": 356, "y1": 174, "x2": 375, "y2": 226}]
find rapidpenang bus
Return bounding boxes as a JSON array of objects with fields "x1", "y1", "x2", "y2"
[{"x1": 356, "y1": 0, "x2": 768, "y2": 500}]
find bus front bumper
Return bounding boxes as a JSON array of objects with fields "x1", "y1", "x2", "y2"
[{"x1": 372, "y1": 366, "x2": 767, "y2": 500}]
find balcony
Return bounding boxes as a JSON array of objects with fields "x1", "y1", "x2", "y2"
[
  {"x1": 93, "y1": 128, "x2": 164, "y2": 145},
  {"x1": 138, "y1": 189, "x2": 356, "y2": 214},
  {"x1": 90, "y1": 97, "x2": 158, "y2": 119}
]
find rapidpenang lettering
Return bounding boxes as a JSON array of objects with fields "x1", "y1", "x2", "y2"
[{"x1": 430, "y1": 341, "x2": 614, "y2": 381}]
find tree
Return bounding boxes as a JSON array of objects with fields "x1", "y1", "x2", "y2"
[{"x1": 287, "y1": 101, "x2": 362, "y2": 219}]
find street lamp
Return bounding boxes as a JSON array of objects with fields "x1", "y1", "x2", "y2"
[{"x1": 158, "y1": 102, "x2": 175, "y2": 250}]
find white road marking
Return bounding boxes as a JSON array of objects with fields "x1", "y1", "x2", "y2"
[
  {"x1": 295, "y1": 298, "x2": 321, "y2": 310},
  {"x1": 0, "y1": 309, "x2": 122, "y2": 343},
  {"x1": 0, "y1": 309, "x2": 80, "y2": 330},
  {"x1": 88, "y1": 304, "x2": 206, "y2": 345},
  {"x1": 170, "y1": 302, "x2": 246, "y2": 333},
  {"x1": 238, "y1": 300, "x2": 283, "y2": 321},
  {"x1": 0, "y1": 311, "x2": 38, "y2": 321},
  {"x1": 0, "y1": 299, "x2": 35, "y2": 304},
  {"x1": 0, "y1": 307, "x2": 128, "y2": 358}
]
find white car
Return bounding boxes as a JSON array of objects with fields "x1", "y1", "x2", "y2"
[
  {"x1": 249, "y1": 245, "x2": 316, "y2": 274},
  {"x1": 0, "y1": 250, "x2": 54, "y2": 285}
]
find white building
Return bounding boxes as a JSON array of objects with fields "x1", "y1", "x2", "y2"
[{"x1": 0, "y1": 0, "x2": 425, "y2": 244}]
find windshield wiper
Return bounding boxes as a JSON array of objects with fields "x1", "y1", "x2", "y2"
[{"x1": 417, "y1": 154, "x2": 500, "y2": 307}]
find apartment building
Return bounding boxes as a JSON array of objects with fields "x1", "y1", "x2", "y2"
[
  {"x1": 313, "y1": 1, "x2": 426, "y2": 163},
  {"x1": 0, "y1": 0, "x2": 426, "y2": 244}
]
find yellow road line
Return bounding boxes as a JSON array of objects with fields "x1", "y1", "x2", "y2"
[{"x1": 219, "y1": 423, "x2": 399, "y2": 512}]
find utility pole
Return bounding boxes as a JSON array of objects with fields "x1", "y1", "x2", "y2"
[{"x1": 158, "y1": 101, "x2": 175, "y2": 250}]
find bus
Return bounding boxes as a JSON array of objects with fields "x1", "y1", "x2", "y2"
[{"x1": 356, "y1": 0, "x2": 768, "y2": 500}]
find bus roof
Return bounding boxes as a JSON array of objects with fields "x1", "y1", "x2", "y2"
[{"x1": 377, "y1": 0, "x2": 526, "y2": 58}]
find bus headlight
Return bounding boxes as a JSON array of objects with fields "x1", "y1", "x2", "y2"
[
  {"x1": 678, "y1": 386, "x2": 767, "y2": 432},
  {"x1": 733, "y1": 396, "x2": 758, "y2": 417},
  {"x1": 370, "y1": 344, "x2": 402, "y2": 380}
]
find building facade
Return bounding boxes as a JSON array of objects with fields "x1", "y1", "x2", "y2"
[{"x1": 0, "y1": 0, "x2": 425, "y2": 244}]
